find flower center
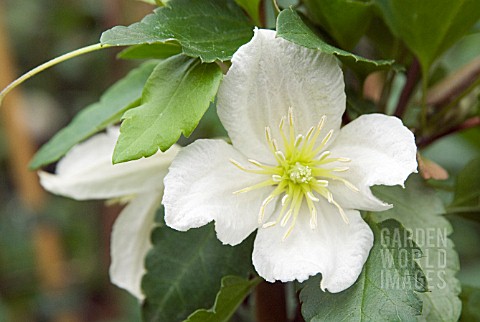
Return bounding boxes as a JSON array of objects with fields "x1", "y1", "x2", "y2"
[
  {"x1": 231, "y1": 108, "x2": 358, "y2": 240},
  {"x1": 289, "y1": 163, "x2": 313, "y2": 184}
]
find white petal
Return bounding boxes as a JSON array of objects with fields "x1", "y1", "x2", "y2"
[
  {"x1": 252, "y1": 202, "x2": 373, "y2": 293},
  {"x1": 110, "y1": 192, "x2": 162, "y2": 300},
  {"x1": 39, "y1": 128, "x2": 180, "y2": 200},
  {"x1": 163, "y1": 139, "x2": 275, "y2": 245},
  {"x1": 217, "y1": 28, "x2": 345, "y2": 162},
  {"x1": 327, "y1": 114, "x2": 417, "y2": 211}
]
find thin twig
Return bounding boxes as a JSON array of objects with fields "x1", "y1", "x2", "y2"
[
  {"x1": 417, "y1": 116, "x2": 480, "y2": 148},
  {"x1": 0, "y1": 43, "x2": 112, "y2": 105},
  {"x1": 394, "y1": 58, "x2": 420, "y2": 118}
]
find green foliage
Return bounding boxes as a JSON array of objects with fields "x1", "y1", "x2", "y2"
[
  {"x1": 185, "y1": 276, "x2": 260, "y2": 322},
  {"x1": 113, "y1": 55, "x2": 222, "y2": 163},
  {"x1": 372, "y1": 175, "x2": 462, "y2": 321},
  {"x1": 100, "y1": 0, "x2": 254, "y2": 63},
  {"x1": 303, "y1": 0, "x2": 374, "y2": 50},
  {"x1": 300, "y1": 219, "x2": 426, "y2": 321},
  {"x1": 118, "y1": 43, "x2": 181, "y2": 60},
  {"x1": 234, "y1": 0, "x2": 261, "y2": 26},
  {"x1": 374, "y1": 0, "x2": 480, "y2": 75},
  {"x1": 276, "y1": 8, "x2": 394, "y2": 77},
  {"x1": 29, "y1": 61, "x2": 158, "y2": 169},
  {"x1": 448, "y1": 157, "x2": 480, "y2": 219},
  {"x1": 142, "y1": 223, "x2": 255, "y2": 322},
  {"x1": 460, "y1": 285, "x2": 480, "y2": 321}
]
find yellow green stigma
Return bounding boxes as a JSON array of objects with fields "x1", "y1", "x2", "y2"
[{"x1": 230, "y1": 108, "x2": 358, "y2": 240}]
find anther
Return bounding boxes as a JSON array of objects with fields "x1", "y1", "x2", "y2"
[
  {"x1": 317, "y1": 115, "x2": 326, "y2": 131},
  {"x1": 275, "y1": 151, "x2": 286, "y2": 162},
  {"x1": 279, "y1": 116, "x2": 286, "y2": 130},
  {"x1": 281, "y1": 209, "x2": 293, "y2": 227},
  {"x1": 318, "y1": 151, "x2": 331, "y2": 160},
  {"x1": 317, "y1": 179, "x2": 329, "y2": 187},
  {"x1": 294, "y1": 134, "x2": 304, "y2": 147},
  {"x1": 262, "y1": 221, "x2": 277, "y2": 228},
  {"x1": 272, "y1": 174, "x2": 282, "y2": 182},
  {"x1": 307, "y1": 191, "x2": 319, "y2": 202},
  {"x1": 230, "y1": 159, "x2": 247, "y2": 170},
  {"x1": 248, "y1": 159, "x2": 263, "y2": 167},
  {"x1": 288, "y1": 107, "x2": 295, "y2": 126},
  {"x1": 332, "y1": 167, "x2": 349, "y2": 172},
  {"x1": 321, "y1": 129, "x2": 334, "y2": 146}
]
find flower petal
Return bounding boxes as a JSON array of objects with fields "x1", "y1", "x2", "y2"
[
  {"x1": 39, "y1": 127, "x2": 180, "y2": 200},
  {"x1": 252, "y1": 201, "x2": 373, "y2": 293},
  {"x1": 217, "y1": 28, "x2": 346, "y2": 163},
  {"x1": 327, "y1": 114, "x2": 417, "y2": 211},
  {"x1": 163, "y1": 139, "x2": 275, "y2": 245},
  {"x1": 109, "y1": 192, "x2": 162, "y2": 300}
]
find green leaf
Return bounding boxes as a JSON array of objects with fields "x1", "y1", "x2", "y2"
[
  {"x1": 138, "y1": 0, "x2": 161, "y2": 5},
  {"x1": 142, "y1": 224, "x2": 255, "y2": 322},
  {"x1": 185, "y1": 276, "x2": 261, "y2": 322},
  {"x1": 460, "y1": 285, "x2": 480, "y2": 321},
  {"x1": 29, "y1": 61, "x2": 158, "y2": 169},
  {"x1": 371, "y1": 175, "x2": 462, "y2": 321},
  {"x1": 300, "y1": 219, "x2": 426, "y2": 321},
  {"x1": 118, "y1": 43, "x2": 181, "y2": 60},
  {"x1": 113, "y1": 55, "x2": 222, "y2": 163},
  {"x1": 234, "y1": 0, "x2": 261, "y2": 26},
  {"x1": 303, "y1": 0, "x2": 374, "y2": 50},
  {"x1": 374, "y1": 0, "x2": 480, "y2": 75},
  {"x1": 276, "y1": 8, "x2": 395, "y2": 78},
  {"x1": 448, "y1": 157, "x2": 480, "y2": 219},
  {"x1": 101, "y1": 0, "x2": 254, "y2": 63}
]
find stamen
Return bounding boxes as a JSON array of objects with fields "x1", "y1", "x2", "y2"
[
  {"x1": 279, "y1": 116, "x2": 286, "y2": 130},
  {"x1": 294, "y1": 134, "x2": 304, "y2": 148},
  {"x1": 309, "y1": 207, "x2": 317, "y2": 229},
  {"x1": 288, "y1": 107, "x2": 295, "y2": 126},
  {"x1": 262, "y1": 221, "x2": 277, "y2": 228},
  {"x1": 332, "y1": 199, "x2": 349, "y2": 224},
  {"x1": 305, "y1": 126, "x2": 315, "y2": 141},
  {"x1": 272, "y1": 174, "x2": 282, "y2": 182},
  {"x1": 317, "y1": 115, "x2": 326, "y2": 131},
  {"x1": 275, "y1": 150, "x2": 286, "y2": 162},
  {"x1": 327, "y1": 191, "x2": 333, "y2": 203},
  {"x1": 233, "y1": 109, "x2": 356, "y2": 239},
  {"x1": 233, "y1": 179, "x2": 275, "y2": 194},
  {"x1": 320, "y1": 129, "x2": 334, "y2": 146},
  {"x1": 332, "y1": 167, "x2": 349, "y2": 172},
  {"x1": 317, "y1": 179, "x2": 329, "y2": 187},
  {"x1": 307, "y1": 191, "x2": 319, "y2": 202},
  {"x1": 258, "y1": 195, "x2": 275, "y2": 223},
  {"x1": 280, "y1": 209, "x2": 293, "y2": 227},
  {"x1": 318, "y1": 150, "x2": 331, "y2": 160},
  {"x1": 248, "y1": 159, "x2": 264, "y2": 167},
  {"x1": 272, "y1": 139, "x2": 279, "y2": 152}
]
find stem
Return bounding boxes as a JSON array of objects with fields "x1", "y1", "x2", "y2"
[
  {"x1": 255, "y1": 281, "x2": 287, "y2": 322},
  {"x1": 377, "y1": 71, "x2": 395, "y2": 113},
  {"x1": 420, "y1": 73, "x2": 429, "y2": 130},
  {"x1": 417, "y1": 116, "x2": 480, "y2": 148},
  {"x1": 394, "y1": 58, "x2": 420, "y2": 118},
  {"x1": 430, "y1": 75, "x2": 480, "y2": 126},
  {"x1": 0, "y1": 43, "x2": 112, "y2": 105},
  {"x1": 272, "y1": 0, "x2": 281, "y2": 16}
]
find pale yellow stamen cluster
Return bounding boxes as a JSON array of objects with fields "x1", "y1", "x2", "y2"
[{"x1": 231, "y1": 108, "x2": 358, "y2": 240}]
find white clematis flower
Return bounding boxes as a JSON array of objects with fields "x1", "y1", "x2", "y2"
[
  {"x1": 39, "y1": 127, "x2": 180, "y2": 299},
  {"x1": 163, "y1": 29, "x2": 417, "y2": 293}
]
